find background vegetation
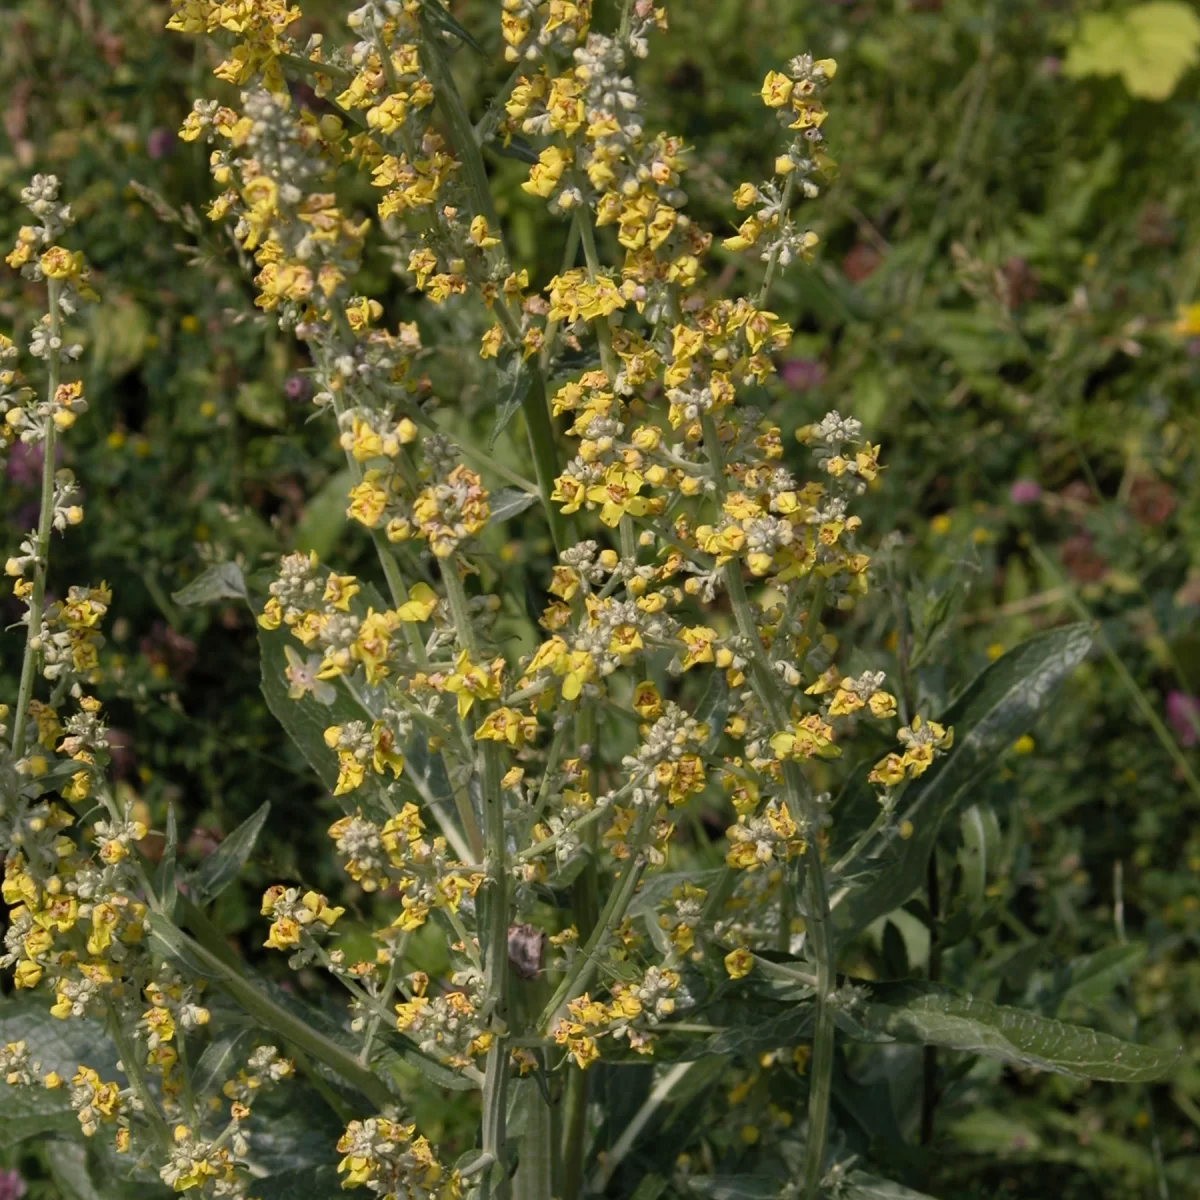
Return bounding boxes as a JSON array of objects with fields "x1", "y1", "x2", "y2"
[{"x1": 2, "y1": 0, "x2": 1200, "y2": 1195}]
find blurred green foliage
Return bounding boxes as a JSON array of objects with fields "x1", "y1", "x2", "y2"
[{"x1": 3, "y1": 0, "x2": 1200, "y2": 1195}]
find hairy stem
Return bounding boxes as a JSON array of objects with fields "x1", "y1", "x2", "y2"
[
  {"x1": 420, "y1": 21, "x2": 566, "y2": 553},
  {"x1": 105, "y1": 998, "x2": 177, "y2": 1152},
  {"x1": 441, "y1": 561, "x2": 511, "y2": 1200},
  {"x1": 538, "y1": 806, "x2": 653, "y2": 1032},
  {"x1": 703, "y1": 413, "x2": 834, "y2": 1198},
  {"x1": 11, "y1": 279, "x2": 61, "y2": 761}
]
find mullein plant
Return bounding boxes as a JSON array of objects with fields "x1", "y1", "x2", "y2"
[{"x1": 0, "y1": 4, "x2": 1174, "y2": 1200}]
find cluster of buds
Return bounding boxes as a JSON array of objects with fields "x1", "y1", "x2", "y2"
[{"x1": 336, "y1": 1115, "x2": 460, "y2": 1198}]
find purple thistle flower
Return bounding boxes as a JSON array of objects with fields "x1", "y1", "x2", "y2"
[
  {"x1": 778, "y1": 359, "x2": 826, "y2": 392},
  {"x1": 1167, "y1": 691, "x2": 1200, "y2": 748},
  {"x1": 1009, "y1": 479, "x2": 1041, "y2": 505},
  {"x1": 146, "y1": 127, "x2": 177, "y2": 160},
  {"x1": 0, "y1": 1169, "x2": 27, "y2": 1200},
  {"x1": 284, "y1": 374, "x2": 312, "y2": 404}
]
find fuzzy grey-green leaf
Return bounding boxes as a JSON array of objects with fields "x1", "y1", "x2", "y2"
[{"x1": 863, "y1": 982, "x2": 1177, "y2": 1082}]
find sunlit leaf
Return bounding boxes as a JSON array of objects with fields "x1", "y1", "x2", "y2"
[{"x1": 1063, "y1": 2, "x2": 1200, "y2": 100}]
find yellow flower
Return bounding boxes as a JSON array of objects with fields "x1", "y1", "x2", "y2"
[
  {"x1": 302, "y1": 889, "x2": 345, "y2": 926},
  {"x1": 323, "y1": 573, "x2": 360, "y2": 612},
  {"x1": 264, "y1": 916, "x2": 300, "y2": 950},
  {"x1": 724, "y1": 947, "x2": 754, "y2": 980},
  {"x1": 396, "y1": 582, "x2": 438, "y2": 622},
  {"x1": 1173, "y1": 303, "x2": 1200, "y2": 337},
  {"x1": 475, "y1": 707, "x2": 537, "y2": 747},
  {"x1": 760, "y1": 70, "x2": 794, "y2": 107},
  {"x1": 632, "y1": 681, "x2": 663, "y2": 721},
  {"x1": 346, "y1": 473, "x2": 389, "y2": 528},
  {"x1": 522, "y1": 145, "x2": 568, "y2": 199},
  {"x1": 444, "y1": 652, "x2": 504, "y2": 719}
]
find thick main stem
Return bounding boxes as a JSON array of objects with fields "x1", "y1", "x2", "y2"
[
  {"x1": 703, "y1": 412, "x2": 834, "y2": 1198},
  {"x1": 537, "y1": 806, "x2": 653, "y2": 1032},
  {"x1": 441, "y1": 563, "x2": 511, "y2": 1200},
  {"x1": 11, "y1": 280, "x2": 61, "y2": 761},
  {"x1": 420, "y1": 23, "x2": 566, "y2": 553}
]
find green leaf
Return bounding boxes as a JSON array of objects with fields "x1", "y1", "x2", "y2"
[
  {"x1": 235, "y1": 380, "x2": 287, "y2": 428},
  {"x1": 840, "y1": 1173, "x2": 941, "y2": 1199},
  {"x1": 863, "y1": 982, "x2": 1178, "y2": 1082},
  {"x1": 490, "y1": 487, "x2": 537, "y2": 524},
  {"x1": 246, "y1": 1087, "x2": 345, "y2": 1174},
  {"x1": 47, "y1": 1142, "x2": 105, "y2": 1200},
  {"x1": 373, "y1": 1038, "x2": 478, "y2": 1092},
  {"x1": 191, "y1": 1028, "x2": 257, "y2": 1100},
  {"x1": 172, "y1": 562, "x2": 247, "y2": 607},
  {"x1": 1063, "y1": 1, "x2": 1200, "y2": 100},
  {"x1": 293, "y1": 468, "x2": 355, "y2": 561},
  {"x1": 258, "y1": 623, "x2": 372, "y2": 801},
  {"x1": 1057, "y1": 943, "x2": 1146, "y2": 1009},
  {"x1": 681, "y1": 1004, "x2": 815, "y2": 1060},
  {"x1": 695, "y1": 669, "x2": 729, "y2": 754},
  {"x1": 46, "y1": 1139, "x2": 170, "y2": 1200},
  {"x1": 420, "y1": 0, "x2": 486, "y2": 55},
  {"x1": 254, "y1": 1166, "x2": 343, "y2": 1199},
  {"x1": 189, "y1": 801, "x2": 271, "y2": 907},
  {"x1": 688, "y1": 1177, "x2": 788, "y2": 1199},
  {"x1": 831, "y1": 624, "x2": 1092, "y2": 943},
  {"x1": 0, "y1": 997, "x2": 120, "y2": 1147},
  {"x1": 489, "y1": 355, "x2": 532, "y2": 449},
  {"x1": 631, "y1": 1177, "x2": 669, "y2": 1200},
  {"x1": 946, "y1": 1108, "x2": 1042, "y2": 1155},
  {"x1": 146, "y1": 911, "x2": 226, "y2": 981}
]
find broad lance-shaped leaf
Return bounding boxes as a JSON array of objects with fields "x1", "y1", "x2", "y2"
[
  {"x1": 1057, "y1": 942, "x2": 1146, "y2": 1009},
  {"x1": 862, "y1": 982, "x2": 1177, "y2": 1083},
  {"x1": 189, "y1": 801, "x2": 271, "y2": 907},
  {"x1": 172, "y1": 561, "x2": 247, "y2": 607},
  {"x1": 687, "y1": 1177, "x2": 792, "y2": 1199},
  {"x1": 258, "y1": 616, "x2": 383, "y2": 805},
  {"x1": 0, "y1": 996, "x2": 120, "y2": 1148},
  {"x1": 489, "y1": 354, "x2": 531, "y2": 449},
  {"x1": 839, "y1": 1174, "x2": 941, "y2": 1200},
  {"x1": 831, "y1": 624, "x2": 1092, "y2": 943},
  {"x1": 490, "y1": 486, "x2": 537, "y2": 524}
]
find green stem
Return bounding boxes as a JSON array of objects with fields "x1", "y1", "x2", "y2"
[
  {"x1": 479, "y1": 735, "x2": 511, "y2": 1200},
  {"x1": 537, "y1": 806, "x2": 654, "y2": 1032},
  {"x1": 702, "y1": 415, "x2": 834, "y2": 1198},
  {"x1": 561, "y1": 707, "x2": 600, "y2": 1200},
  {"x1": 420, "y1": 20, "x2": 566, "y2": 553},
  {"x1": 514, "y1": 1069, "x2": 554, "y2": 1200},
  {"x1": 11, "y1": 280, "x2": 61, "y2": 761},
  {"x1": 755, "y1": 170, "x2": 799, "y2": 309},
  {"x1": 160, "y1": 923, "x2": 396, "y2": 1111},
  {"x1": 589, "y1": 1060, "x2": 695, "y2": 1193},
  {"x1": 441, "y1": 560, "x2": 511, "y2": 1200},
  {"x1": 105, "y1": 999, "x2": 173, "y2": 1151}
]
